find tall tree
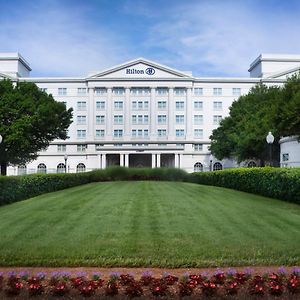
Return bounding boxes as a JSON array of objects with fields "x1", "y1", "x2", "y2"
[
  {"x1": 210, "y1": 84, "x2": 281, "y2": 165},
  {"x1": 0, "y1": 79, "x2": 73, "y2": 175}
]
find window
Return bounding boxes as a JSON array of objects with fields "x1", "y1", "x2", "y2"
[
  {"x1": 77, "y1": 144, "x2": 87, "y2": 152},
  {"x1": 174, "y1": 88, "x2": 186, "y2": 95},
  {"x1": 144, "y1": 129, "x2": 149, "y2": 137},
  {"x1": 138, "y1": 101, "x2": 143, "y2": 109},
  {"x1": 176, "y1": 101, "x2": 184, "y2": 110},
  {"x1": 282, "y1": 153, "x2": 289, "y2": 161},
  {"x1": 158, "y1": 115, "x2": 167, "y2": 124},
  {"x1": 57, "y1": 163, "x2": 66, "y2": 173},
  {"x1": 213, "y1": 88, "x2": 222, "y2": 96},
  {"x1": 57, "y1": 145, "x2": 66, "y2": 152},
  {"x1": 114, "y1": 115, "x2": 123, "y2": 124},
  {"x1": 132, "y1": 101, "x2": 137, "y2": 109},
  {"x1": 144, "y1": 115, "x2": 149, "y2": 123},
  {"x1": 194, "y1": 115, "x2": 203, "y2": 125},
  {"x1": 247, "y1": 161, "x2": 257, "y2": 168},
  {"x1": 137, "y1": 129, "x2": 143, "y2": 137},
  {"x1": 131, "y1": 87, "x2": 150, "y2": 95},
  {"x1": 233, "y1": 88, "x2": 241, "y2": 96},
  {"x1": 194, "y1": 144, "x2": 203, "y2": 151},
  {"x1": 213, "y1": 115, "x2": 222, "y2": 125},
  {"x1": 77, "y1": 130, "x2": 86, "y2": 139},
  {"x1": 96, "y1": 115, "x2": 105, "y2": 124},
  {"x1": 40, "y1": 88, "x2": 47, "y2": 93},
  {"x1": 95, "y1": 88, "x2": 107, "y2": 95},
  {"x1": 194, "y1": 129, "x2": 203, "y2": 138},
  {"x1": 77, "y1": 115, "x2": 86, "y2": 125},
  {"x1": 96, "y1": 129, "x2": 105, "y2": 138},
  {"x1": 157, "y1": 129, "x2": 167, "y2": 137},
  {"x1": 114, "y1": 129, "x2": 123, "y2": 138},
  {"x1": 213, "y1": 162, "x2": 223, "y2": 171},
  {"x1": 58, "y1": 88, "x2": 67, "y2": 95},
  {"x1": 113, "y1": 88, "x2": 125, "y2": 95},
  {"x1": 156, "y1": 88, "x2": 168, "y2": 95},
  {"x1": 138, "y1": 115, "x2": 143, "y2": 124},
  {"x1": 158, "y1": 101, "x2": 167, "y2": 109},
  {"x1": 132, "y1": 129, "x2": 137, "y2": 137},
  {"x1": 95, "y1": 144, "x2": 104, "y2": 150},
  {"x1": 17, "y1": 165, "x2": 26, "y2": 175},
  {"x1": 176, "y1": 115, "x2": 185, "y2": 124},
  {"x1": 213, "y1": 101, "x2": 222, "y2": 110},
  {"x1": 37, "y1": 163, "x2": 47, "y2": 174},
  {"x1": 194, "y1": 88, "x2": 203, "y2": 95},
  {"x1": 77, "y1": 101, "x2": 87, "y2": 110},
  {"x1": 132, "y1": 115, "x2": 137, "y2": 124},
  {"x1": 96, "y1": 101, "x2": 105, "y2": 110},
  {"x1": 144, "y1": 101, "x2": 149, "y2": 109},
  {"x1": 176, "y1": 129, "x2": 185, "y2": 137},
  {"x1": 77, "y1": 88, "x2": 87, "y2": 95},
  {"x1": 194, "y1": 162, "x2": 203, "y2": 172},
  {"x1": 114, "y1": 101, "x2": 123, "y2": 110},
  {"x1": 76, "y1": 163, "x2": 86, "y2": 173},
  {"x1": 194, "y1": 101, "x2": 203, "y2": 110},
  {"x1": 60, "y1": 101, "x2": 67, "y2": 106}
]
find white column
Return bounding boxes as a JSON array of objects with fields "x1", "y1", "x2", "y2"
[
  {"x1": 186, "y1": 88, "x2": 192, "y2": 139},
  {"x1": 124, "y1": 88, "x2": 130, "y2": 139},
  {"x1": 168, "y1": 88, "x2": 174, "y2": 139},
  {"x1": 150, "y1": 87, "x2": 156, "y2": 139},
  {"x1": 98, "y1": 154, "x2": 102, "y2": 169},
  {"x1": 106, "y1": 88, "x2": 112, "y2": 138},
  {"x1": 179, "y1": 154, "x2": 183, "y2": 168},
  {"x1": 152, "y1": 153, "x2": 156, "y2": 168},
  {"x1": 120, "y1": 154, "x2": 124, "y2": 167},
  {"x1": 157, "y1": 153, "x2": 161, "y2": 167},
  {"x1": 125, "y1": 154, "x2": 129, "y2": 167},
  {"x1": 174, "y1": 153, "x2": 179, "y2": 168},
  {"x1": 88, "y1": 87, "x2": 94, "y2": 139},
  {"x1": 101, "y1": 154, "x2": 106, "y2": 169}
]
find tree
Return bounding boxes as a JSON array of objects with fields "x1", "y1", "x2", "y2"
[
  {"x1": 210, "y1": 84, "x2": 281, "y2": 165},
  {"x1": 0, "y1": 79, "x2": 73, "y2": 175}
]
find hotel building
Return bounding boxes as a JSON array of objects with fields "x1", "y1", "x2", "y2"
[{"x1": 0, "y1": 53, "x2": 299, "y2": 175}]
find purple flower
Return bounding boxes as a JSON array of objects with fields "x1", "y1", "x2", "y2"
[
  {"x1": 7, "y1": 271, "x2": 17, "y2": 277},
  {"x1": 277, "y1": 266, "x2": 286, "y2": 275},
  {"x1": 109, "y1": 272, "x2": 120, "y2": 279},
  {"x1": 19, "y1": 271, "x2": 29, "y2": 279},
  {"x1": 227, "y1": 268, "x2": 237, "y2": 276},
  {"x1": 200, "y1": 271, "x2": 209, "y2": 278},
  {"x1": 60, "y1": 271, "x2": 71, "y2": 279},
  {"x1": 214, "y1": 268, "x2": 224, "y2": 275},
  {"x1": 163, "y1": 272, "x2": 170, "y2": 277},
  {"x1": 36, "y1": 272, "x2": 46, "y2": 279},
  {"x1": 244, "y1": 267, "x2": 253, "y2": 276},
  {"x1": 0, "y1": 272, "x2": 4, "y2": 277},
  {"x1": 292, "y1": 266, "x2": 300, "y2": 275},
  {"x1": 92, "y1": 272, "x2": 101, "y2": 279},
  {"x1": 51, "y1": 271, "x2": 60, "y2": 278},
  {"x1": 141, "y1": 270, "x2": 152, "y2": 277},
  {"x1": 76, "y1": 271, "x2": 87, "y2": 278}
]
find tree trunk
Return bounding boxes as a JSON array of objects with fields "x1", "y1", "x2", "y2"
[{"x1": 0, "y1": 162, "x2": 7, "y2": 176}]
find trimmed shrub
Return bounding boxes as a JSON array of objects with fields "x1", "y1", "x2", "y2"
[{"x1": 188, "y1": 167, "x2": 300, "y2": 204}]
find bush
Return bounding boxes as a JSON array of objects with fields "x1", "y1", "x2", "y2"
[{"x1": 188, "y1": 167, "x2": 300, "y2": 204}]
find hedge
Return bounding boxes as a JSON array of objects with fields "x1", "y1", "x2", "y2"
[
  {"x1": 189, "y1": 167, "x2": 300, "y2": 204},
  {"x1": 0, "y1": 167, "x2": 188, "y2": 206},
  {"x1": 0, "y1": 167, "x2": 299, "y2": 207}
]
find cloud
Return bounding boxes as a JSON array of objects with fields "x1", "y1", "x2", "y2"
[{"x1": 0, "y1": 1, "x2": 126, "y2": 76}]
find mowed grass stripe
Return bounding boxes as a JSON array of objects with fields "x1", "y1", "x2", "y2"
[{"x1": 0, "y1": 181, "x2": 299, "y2": 267}]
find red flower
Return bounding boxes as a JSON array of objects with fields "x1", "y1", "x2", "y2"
[
  {"x1": 225, "y1": 280, "x2": 239, "y2": 295},
  {"x1": 140, "y1": 274, "x2": 153, "y2": 286},
  {"x1": 125, "y1": 280, "x2": 144, "y2": 298},
  {"x1": 78, "y1": 281, "x2": 96, "y2": 297},
  {"x1": 150, "y1": 279, "x2": 168, "y2": 297},
  {"x1": 287, "y1": 275, "x2": 300, "y2": 294},
  {"x1": 120, "y1": 273, "x2": 135, "y2": 286},
  {"x1": 201, "y1": 281, "x2": 217, "y2": 296},
  {"x1": 71, "y1": 276, "x2": 84, "y2": 288},
  {"x1": 178, "y1": 282, "x2": 194, "y2": 297},
  {"x1": 52, "y1": 281, "x2": 69, "y2": 296},
  {"x1": 269, "y1": 281, "x2": 284, "y2": 296},
  {"x1": 5, "y1": 277, "x2": 24, "y2": 296},
  {"x1": 163, "y1": 274, "x2": 178, "y2": 285},
  {"x1": 105, "y1": 281, "x2": 119, "y2": 296}
]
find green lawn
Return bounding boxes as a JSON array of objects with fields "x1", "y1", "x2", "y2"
[{"x1": 0, "y1": 181, "x2": 299, "y2": 267}]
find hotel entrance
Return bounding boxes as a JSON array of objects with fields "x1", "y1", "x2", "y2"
[{"x1": 129, "y1": 154, "x2": 152, "y2": 168}]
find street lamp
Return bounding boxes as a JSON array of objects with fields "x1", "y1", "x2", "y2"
[
  {"x1": 266, "y1": 131, "x2": 274, "y2": 166},
  {"x1": 64, "y1": 154, "x2": 68, "y2": 173},
  {"x1": 209, "y1": 154, "x2": 213, "y2": 171}
]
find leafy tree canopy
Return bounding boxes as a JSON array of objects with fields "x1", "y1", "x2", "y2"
[
  {"x1": 0, "y1": 79, "x2": 73, "y2": 175},
  {"x1": 210, "y1": 73, "x2": 300, "y2": 165}
]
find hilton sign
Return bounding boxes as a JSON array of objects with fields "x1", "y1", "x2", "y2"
[{"x1": 126, "y1": 67, "x2": 156, "y2": 75}]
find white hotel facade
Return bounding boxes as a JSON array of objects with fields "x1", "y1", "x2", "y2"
[{"x1": 0, "y1": 53, "x2": 300, "y2": 175}]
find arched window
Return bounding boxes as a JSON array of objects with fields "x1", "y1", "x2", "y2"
[
  {"x1": 57, "y1": 163, "x2": 66, "y2": 173},
  {"x1": 213, "y1": 162, "x2": 223, "y2": 171},
  {"x1": 247, "y1": 161, "x2": 257, "y2": 168},
  {"x1": 37, "y1": 163, "x2": 47, "y2": 174},
  {"x1": 194, "y1": 162, "x2": 203, "y2": 172},
  {"x1": 17, "y1": 165, "x2": 27, "y2": 175},
  {"x1": 76, "y1": 163, "x2": 86, "y2": 173}
]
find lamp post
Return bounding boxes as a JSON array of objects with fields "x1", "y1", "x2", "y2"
[
  {"x1": 64, "y1": 154, "x2": 68, "y2": 173},
  {"x1": 266, "y1": 131, "x2": 274, "y2": 166},
  {"x1": 209, "y1": 154, "x2": 213, "y2": 171}
]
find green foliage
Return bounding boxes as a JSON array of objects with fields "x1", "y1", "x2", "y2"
[
  {"x1": 0, "y1": 167, "x2": 188, "y2": 206},
  {"x1": 0, "y1": 79, "x2": 73, "y2": 173},
  {"x1": 189, "y1": 167, "x2": 300, "y2": 204}
]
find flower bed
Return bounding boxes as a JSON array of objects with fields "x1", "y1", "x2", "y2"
[{"x1": 0, "y1": 267, "x2": 299, "y2": 299}]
